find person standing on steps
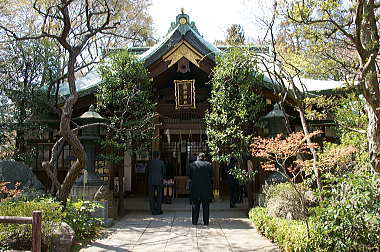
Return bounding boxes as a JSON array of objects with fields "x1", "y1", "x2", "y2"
[
  {"x1": 146, "y1": 151, "x2": 166, "y2": 215},
  {"x1": 189, "y1": 152, "x2": 213, "y2": 226},
  {"x1": 163, "y1": 155, "x2": 174, "y2": 204},
  {"x1": 187, "y1": 153, "x2": 197, "y2": 205}
]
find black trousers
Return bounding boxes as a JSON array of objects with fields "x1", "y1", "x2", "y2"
[
  {"x1": 192, "y1": 198, "x2": 210, "y2": 225},
  {"x1": 149, "y1": 185, "x2": 163, "y2": 215}
]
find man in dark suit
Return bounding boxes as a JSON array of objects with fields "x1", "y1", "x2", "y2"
[
  {"x1": 189, "y1": 152, "x2": 213, "y2": 225},
  {"x1": 146, "y1": 151, "x2": 166, "y2": 215}
]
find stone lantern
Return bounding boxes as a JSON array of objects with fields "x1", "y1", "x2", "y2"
[
  {"x1": 260, "y1": 103, "x2": 289, "y2": 137},
  {"x1": 72, "y1": 104, "x2": 106, "y2": 199}
]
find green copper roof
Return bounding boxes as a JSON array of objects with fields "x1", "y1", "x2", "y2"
[
  {"x1": 139, "y1": 12, "x2": 221, "y2": 66},
  {"x1": 57, "y1": 12, "x2": 347, "y2": 99},
  {"x1": 138, "y1": 28, "x2": 178, "y2": 62},
  {"x1": 168, "y1": 13, "x2": 200, "y2": 36},
  {"x1": 59, "y1": 69, "x2": 101, "y2": 96}
]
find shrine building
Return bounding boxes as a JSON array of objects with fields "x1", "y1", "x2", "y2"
[{"x1": 29, "y1": 12, "x2": 343, "y2": 201}]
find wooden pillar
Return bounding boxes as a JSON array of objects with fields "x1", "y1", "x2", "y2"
[
  {"x1": 212, "y1": 161, "x2": 220, "y2": 200},
  {"x1": 152, "y1": 127, "x2": 160, "y2": 153},
  {"x1": 32, "y1": 211, "x2": 42, "y2": 252}
]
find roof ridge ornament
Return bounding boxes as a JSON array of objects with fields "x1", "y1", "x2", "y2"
[{"x1": 168, "y1": 11, "x2": 200, "y2": 36}]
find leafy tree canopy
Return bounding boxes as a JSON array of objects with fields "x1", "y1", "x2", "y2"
[
  {"x1": 0, "y1": 0, "x2": 155, "y2": 202},
  {"x1": 206, "y1": 48, "x2": 266, "y2": 162},
  {"x1": 269, "y1": 0, "x2": 380, "y2": 174},
  {"x1": 0, "y1": 39, "x2": 59, "y2": 160},
  {"x1": 273, "y1": 0, "x2": 357, "y2": 81},
  {"x1": 226, "y1": 24, "x2": 246, "y2": 45},
  {"x1": 96, "y1": 51, "x2": 156, "y2": 162},
  {"x1": 215, "y1": 24, "x2": 246, "y2": 46}
]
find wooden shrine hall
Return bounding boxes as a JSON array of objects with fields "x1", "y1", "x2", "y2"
[
  {"x1": 29, "y1": 11, "x2": 341, "y2": 203},
  {"x1": 30, "y1": 11, "x2": 226, "y2": 199},
  {"x1": 132, "y1": 11, "x2": 221, "y2": 198}
]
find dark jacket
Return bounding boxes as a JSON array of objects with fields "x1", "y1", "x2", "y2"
[
  {"x1": 189, "y1": 160, "x2": 213, "y2": 201},
  {"x1": 146, "y1": 159, "x2": 166, "y2": 186},
  {"x1": 164, "y1": 161, "x2": 174, "y2": 179}
]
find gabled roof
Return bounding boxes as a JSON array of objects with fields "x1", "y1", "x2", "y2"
[
  {"x1": 139, "y1": 12, "x2": 221, "y2": 67},
  {"x1": 57, "y1": 12, "x2": 347, "y2": 98}
]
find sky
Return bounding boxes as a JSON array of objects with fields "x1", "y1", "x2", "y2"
[{"x1": 148, "y1": 0, "x2": 272, "y2": 43}]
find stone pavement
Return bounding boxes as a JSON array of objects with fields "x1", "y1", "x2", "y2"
[
  {"x1": 80, "y1": 207, "x2": 279, "y2": 252},
  {"x1": 123, "y1": 197, "x2": 249, "y2": 211}
]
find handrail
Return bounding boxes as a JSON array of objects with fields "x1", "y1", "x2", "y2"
[{"x1": 0, "y1": 211, "x2": 42, "y2": 252}]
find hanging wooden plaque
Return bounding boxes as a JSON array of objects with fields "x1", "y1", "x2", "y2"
[{"x1": 174, "y1": 79, "x2": 196, "y2": 109}]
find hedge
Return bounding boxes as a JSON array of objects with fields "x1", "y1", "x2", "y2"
[{"x1": 249, "y1": 207, "x2": 310, "y2": 252}]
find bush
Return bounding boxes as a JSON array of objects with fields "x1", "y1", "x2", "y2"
[
  {"x1": 249, "y1": 207, "x2": 310, "y2": 252},
  {"x1": 0, "y1": 197, "x2": 63, "y2": 250},
  {"x1": 63, "y1": 199, "x2": 103, "y2": 240},
  {"x1": 0, "y1": 197, "x2": 105, "y2": 249},
  {"x1": 11, "y1": 187, "x2": 46, "y2": 202},
  {"x1": 0, "y1": 181, "x2": 22, "y2": 201},
  {"x1": 310, "y1": 174, "x2": 380, "y2": 251},
  {"x1": 264, "y1": 182, "x2": 309, "y2": 220}
]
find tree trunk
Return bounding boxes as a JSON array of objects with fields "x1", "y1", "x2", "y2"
[
  {"x1": 15, "y1": 70, "x2": 28, "y2": 160},
  {"x1": 289, "y1": 80, "x2": 321, "y2": 190},
  {"x1": 56, "y1": 52, "x2": 86, "y2": 203},
  {"x1": 357, "y1": 0, "x2": 380, "y2": 174},
  {"x1": 15, "y1": 103, "x2": 26, "y2": 159},
  {"x1": 367, "y1": 104, "x2": 380, "y2": 174},
  {"x1": 15, "y1": 128, "x2": 25, "y2": 159},
  {"x1": 298, "y1": 106, "x2": 321, "y2": 189}
]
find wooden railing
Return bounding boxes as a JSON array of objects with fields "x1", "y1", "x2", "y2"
[{"x1": 0, "y1": 211, "x2": 42, "y2": 252}]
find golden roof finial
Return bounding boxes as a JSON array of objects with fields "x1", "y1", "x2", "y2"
[{"x1": 181, "y1": 8, "x2": 184, "y2": 14}]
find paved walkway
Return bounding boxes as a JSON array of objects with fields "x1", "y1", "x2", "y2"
[
  {"x1": 123, "y1": 197, "x2": 249, "y2": 211},
  {"x1": 80, "y1": 207, "x2": 279, "y2": 252}
]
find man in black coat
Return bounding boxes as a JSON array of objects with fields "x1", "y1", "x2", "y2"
[
  {"x1": 146, "y1": 151, "x2": 166, "y2": 215},
  {"x1": 189, "y1": 153, "x2": 213, "y2": 225}
]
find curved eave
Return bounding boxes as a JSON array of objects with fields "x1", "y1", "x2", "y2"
[
  {"x1": 138, "y1": 27, "x2": 178, "y2": 64},
  {"x1": 139, "y1": 25, "x2": 221, "y2": 68},
  {"x1": 58, "y1": 69, "x2": 101, "y2": 97}
]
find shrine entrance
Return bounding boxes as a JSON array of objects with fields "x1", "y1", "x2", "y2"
[
  {"x1": 160, "y1": 129, "x2": 208, "y2": 197},
  {"x1": 129, "y1": 12, "x2": 223, "y2": 200}
]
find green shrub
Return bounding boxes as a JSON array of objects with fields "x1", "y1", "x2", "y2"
[
  {"x1": 63, "y1": 199, "x2": 103, "y2": 240},
  {"x1": 310, "y1": 174, "x2": 380, "y2": 252},
  {"x1": 0, "y1": 197, "x2": 63, "y2": 250},
  {"x1": 249, "y1": 207, "x2": 310, "y2": 252},
  {"x1": 252, "y1": 175, "x2": 380, "y2": 252},
  {"x1": 264, "y1": 183, "x2": 309, "y2": 220},
  {"x1": 12, "y1": 187, "x2": 46, "y2": 201}
]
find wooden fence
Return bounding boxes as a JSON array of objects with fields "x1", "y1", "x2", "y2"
[{"x1": 0, "y1": 211, "x2": 42, "y2": 252}]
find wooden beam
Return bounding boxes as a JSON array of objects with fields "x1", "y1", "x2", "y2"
[
  {"x1": 148, "y1": 60, "x2": 170, "y2": 78},
  {"x1": 0, "y1": 216, "x2": 32, "y2": 224},
  {"x1": 158, "y1": 123, "x2": 205, "y2": 129}
]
